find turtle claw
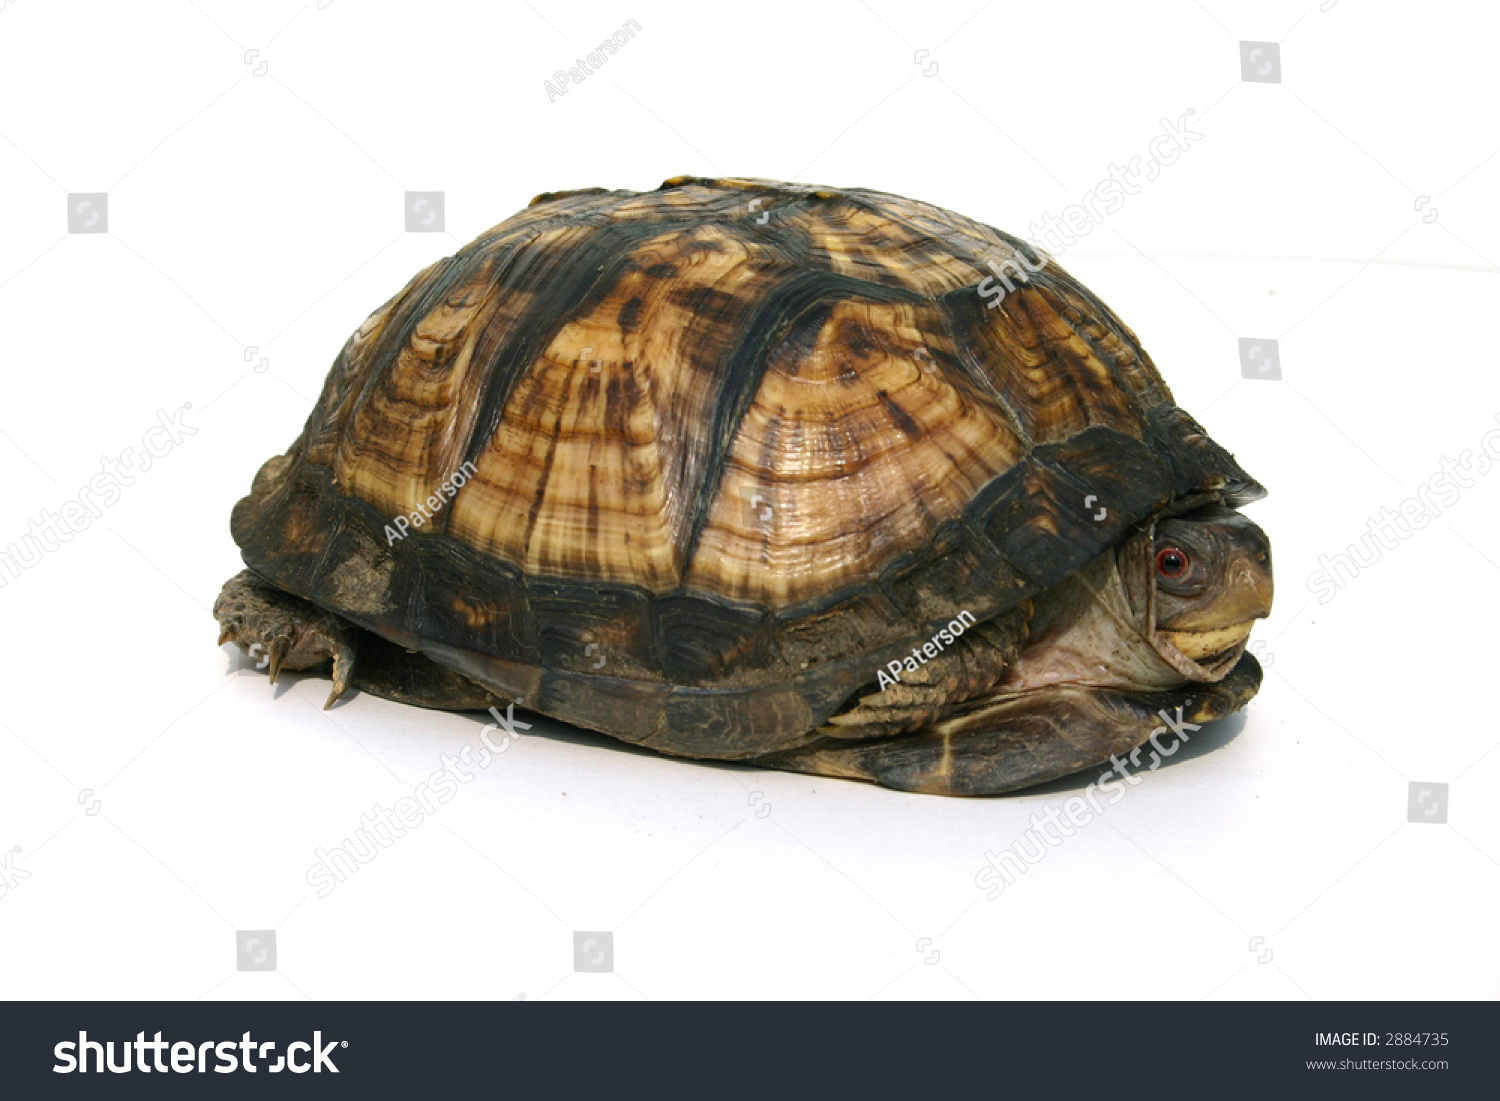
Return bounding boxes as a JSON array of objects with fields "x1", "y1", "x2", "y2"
[
  {"x1": 216, "y1": 627, "x2": 235, "y2": 647},
  {"x1": 325, "y1": 642, "x2": 357, "y2": 709},
  {"x1": 266, "y1": 635, "x2": 292, "y2": 685}
]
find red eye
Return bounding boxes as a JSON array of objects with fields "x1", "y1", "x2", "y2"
[{"x1": 1156, "y1": 547, "x2": 1190, "y2": 579}]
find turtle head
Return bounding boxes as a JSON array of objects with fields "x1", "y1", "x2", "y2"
[
  {"x1": 1150, "y1": 505, "x2": 1273, "y2": 662},
  {"x1": 998, "y1": 502, "x2": 1273, "y2": 695}
]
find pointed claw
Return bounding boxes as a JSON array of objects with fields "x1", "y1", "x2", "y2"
[
  {"x1": 266, "y1": 636, "x2": 292, "y2": 684},
  {"x1": 825, "y1": 710, "x2": 870, "y2": 726},
  {"x1": 324, "y1": 642, "x2": 356, "y2": 709},
  {"x1": 216, "y1": 628, "x2": 234, "y2": 647}
]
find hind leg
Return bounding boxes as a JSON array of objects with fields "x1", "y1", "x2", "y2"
[
  {"x1": 754, "y1": 654, "x2": 1263, "y2": 796},
  {"x1": 214, "y1": 569, "x2": 503, "y2": 711}
]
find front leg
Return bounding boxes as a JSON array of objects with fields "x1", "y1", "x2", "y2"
[
  {"x1": 757, "y1": 654, "x2": 1263, "y2": 795},
  {"x1": 819, "y1": 605, "x2": 1031, "y2": 739}
]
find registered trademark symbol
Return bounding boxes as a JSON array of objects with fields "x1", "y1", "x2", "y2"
[{"x1": 341, "y1": 1041, "x2": 348, "y2": 1047}]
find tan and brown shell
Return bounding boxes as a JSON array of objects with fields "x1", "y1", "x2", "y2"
[{"x1": 231, "y1": 176, "x2": 1262, "y2": 758}]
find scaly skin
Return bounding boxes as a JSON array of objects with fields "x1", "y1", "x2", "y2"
[{"x1": 215, "y1": 570, "x2": 357, "y2": 709}]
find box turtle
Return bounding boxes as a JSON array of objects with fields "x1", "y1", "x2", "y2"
[{"x1": 216, "y1": 176, "x2": 1272, "y2": 796}]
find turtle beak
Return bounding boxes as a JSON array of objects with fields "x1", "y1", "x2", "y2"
[
  {"x1": 1159, "y1": 618, "x2": 1259, "y2": 662},
  {"x1": 1227, "y1": 545, "x2": 1275, "y2": 620}
]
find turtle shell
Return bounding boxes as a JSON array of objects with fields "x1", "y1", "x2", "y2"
[{"x1": 231, "y1": 176, "x2": 1263, "y2": 758}]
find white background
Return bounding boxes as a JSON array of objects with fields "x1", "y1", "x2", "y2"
[{"x1": 1, "y1": 0, "x2": 1497, "y2": 1001}]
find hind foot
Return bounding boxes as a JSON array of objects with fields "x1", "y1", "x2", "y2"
[
  {"x1": 214, "y1": 569, "x2": 357, "y2": 708},
  {"x1": 214, "y1": 568, "x2": 506, "y2": 712}
]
